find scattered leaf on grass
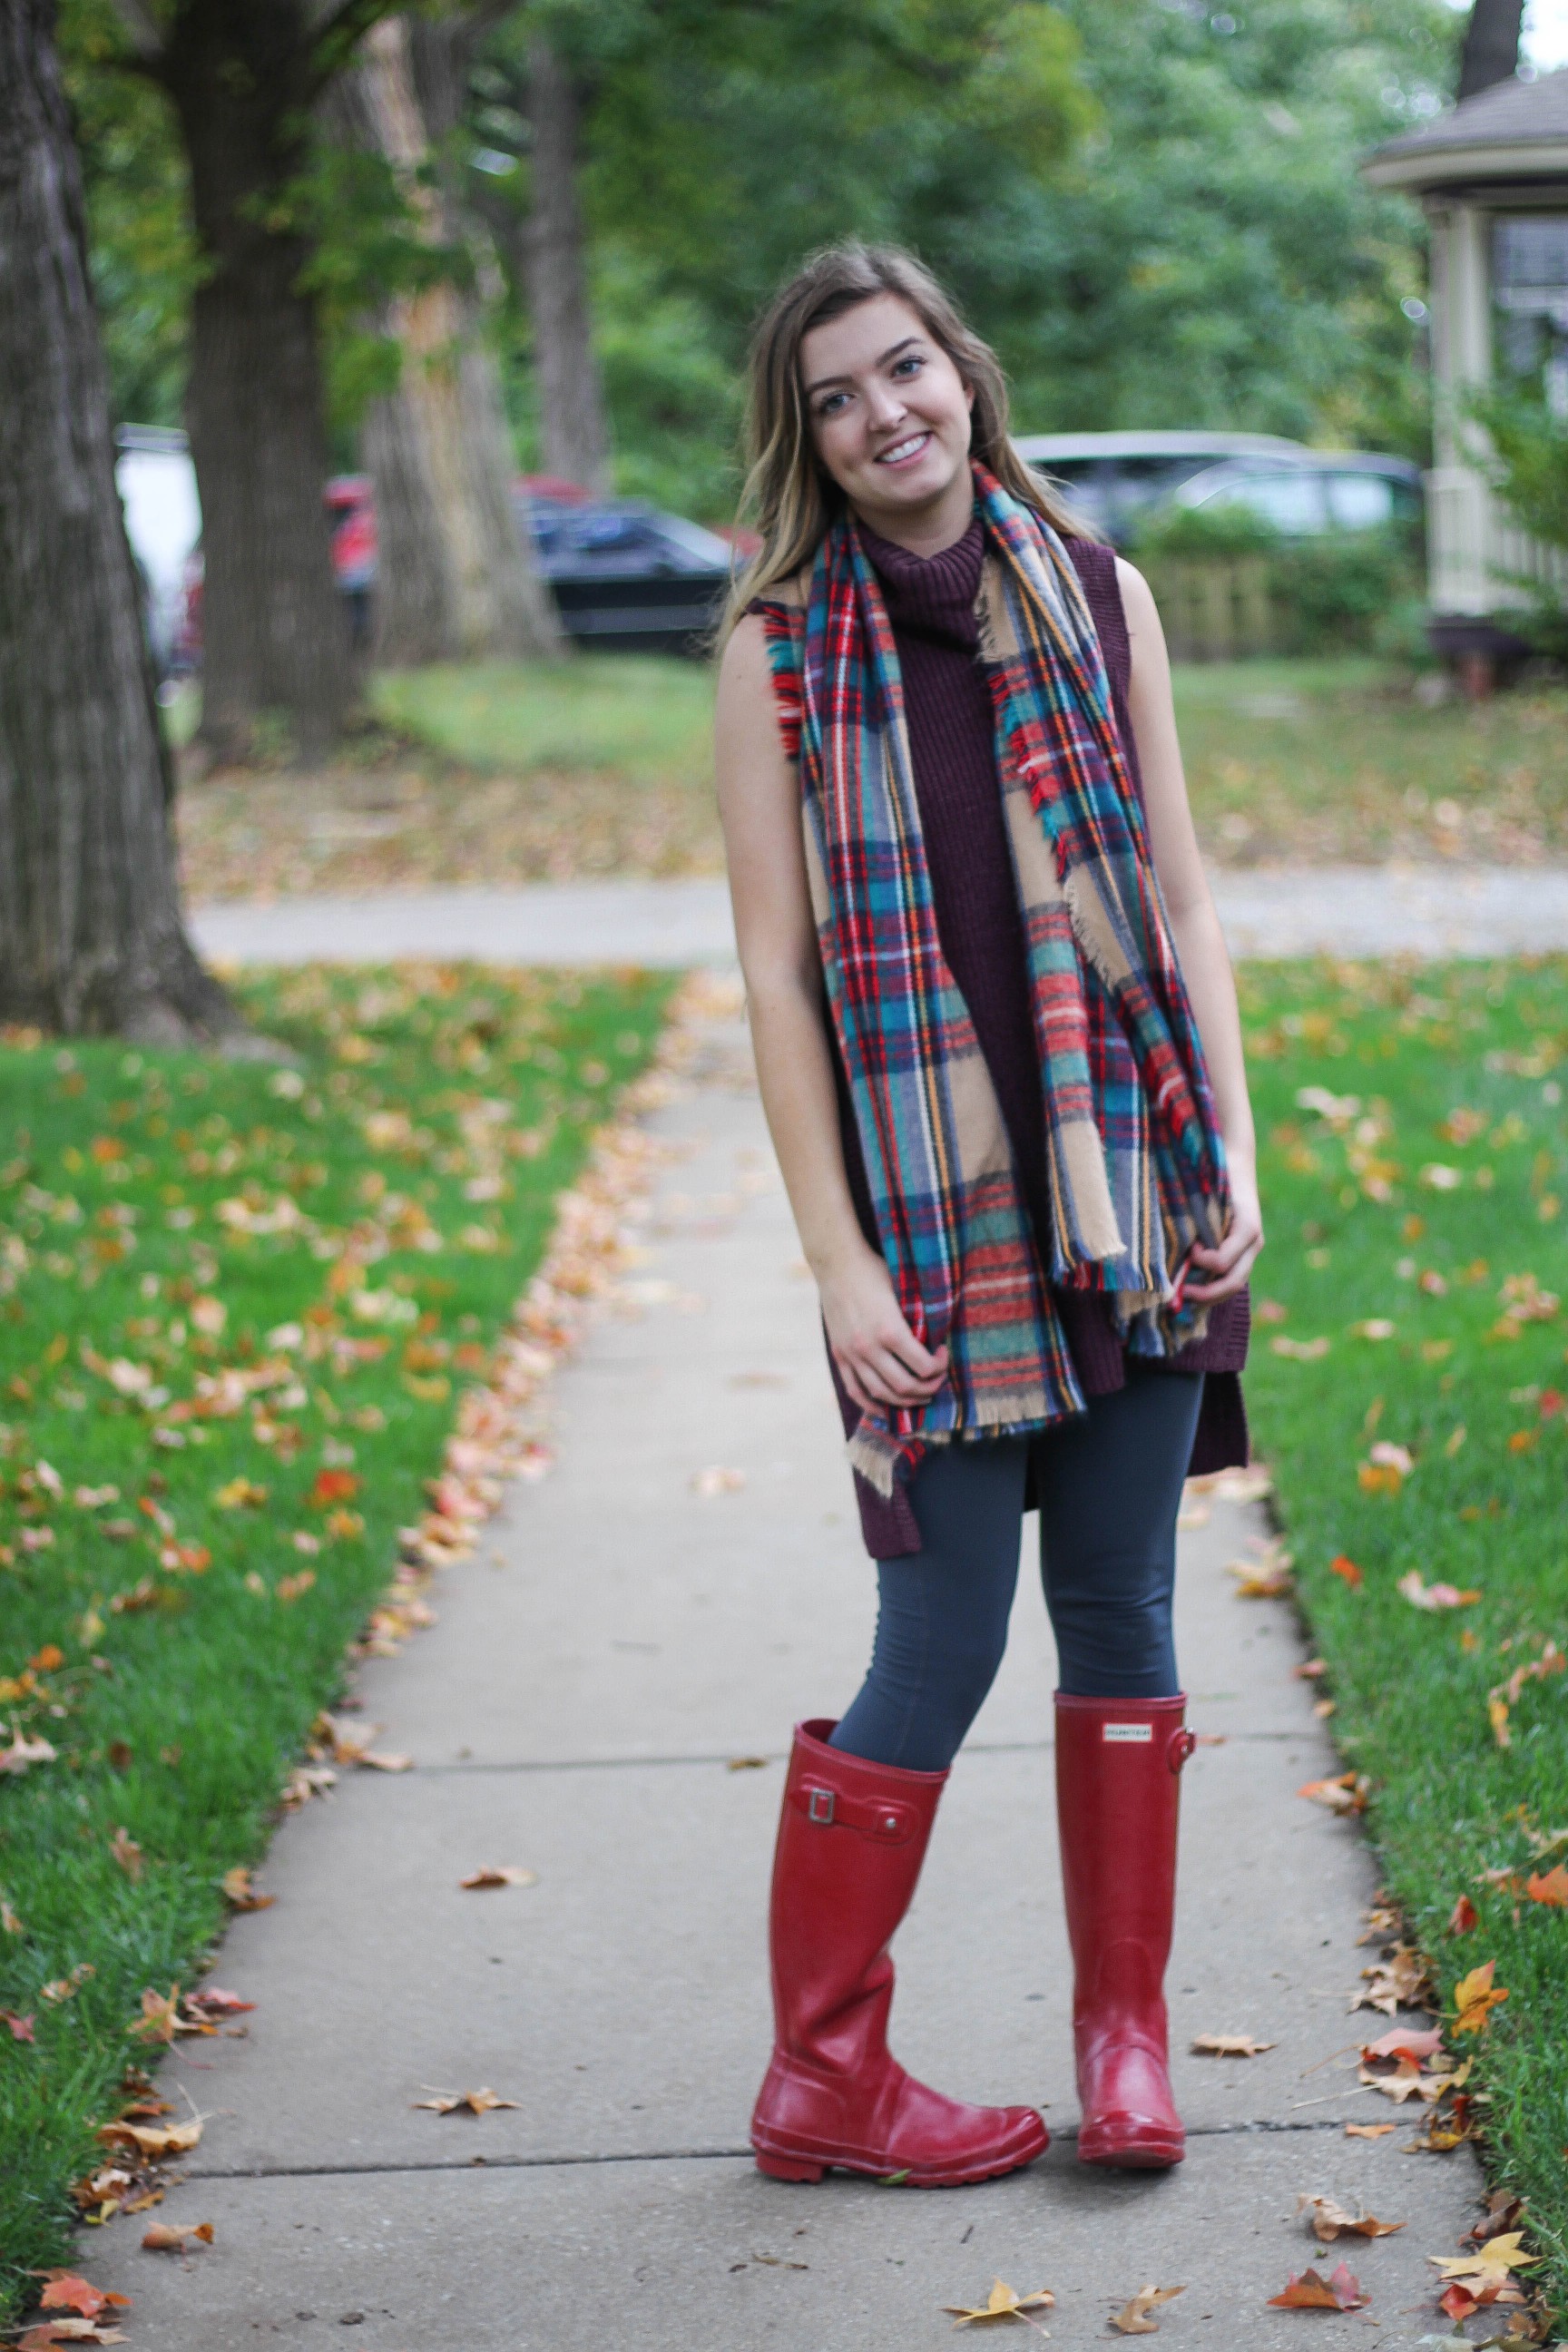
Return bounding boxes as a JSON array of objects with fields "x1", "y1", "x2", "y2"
[
  {"x1": 1298, "y1": 2196, "x2": 1405, "y2": 2242},
  {"x1": 942, "y1": 2278, "x2": 1055, "y2": 2328},
  {"x1": 142, "y1": 2222, "x2": 214, "y2": 2251},
  {"x1": 110, "y1": 1828, "x2": 143, "y2": 1882},
  {"x1": 458, "y1": 1865, "x2": 537, "y2": 1890},
  {"x1": 129, "y1": 1986, "x2": 180, "y2": 2044},
  {"x1": 0, "y1": 1732, "x2": 58, "y2": 1775},
  {"x1": 1453, "y1": 1962, "x2": 1509, "y2": 2037},
  {"x1": 1448, "y1": 1895, "x2": 1479, "y2": 1935},
  {"x1": 1266, "y1": 2263, "x2": 1367, "y2": 2310},
  {"x1": 1191, "y1": 2033, "x2": 1276, "y2": 2056},
  {"x1": 1109, "y1": 2284, "x2": 1185, "y2": 2334},
  {"x1": 3, "y1": 2007, "x2": 35, "y2": 2041},
  {"x1": 413, "y1": 2086, "x2": 518, "y2": 2115},
  {"x1": 1328, "y1": 1554, "x2": 1363, "y2": 1589},
  {"x1": 1270, "y1": 1336, "x2": 1330, "y2": 1361},
  {"x1": 1397, "y1": 1573, "x2": 1481, "y2": 1612},
  {"x1": 1524, "y1": 1866, "x2": 1568, "y2": 1906}
]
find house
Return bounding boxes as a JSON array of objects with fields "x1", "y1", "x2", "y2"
[{"x1": 1364, "y1": 69, "x2": 1568, "y2": 683}]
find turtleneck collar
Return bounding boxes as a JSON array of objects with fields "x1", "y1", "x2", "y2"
[{"x1": 858, "y1": 511, "x2": 984, "y2": 652}]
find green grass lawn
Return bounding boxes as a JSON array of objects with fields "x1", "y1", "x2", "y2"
[
  {"x1": 1245, "y1": 956, "x2": 1568, "y2": 2319},
  {"x1": 371, "y1": 654, "x2": 715, "y2": 790},
  {"x1": 1173, "y1": 660, "x2": 1568, "y2": 865},
  {"x1": 0, "y1": 963, "x2": 671, "y2": 2327}
]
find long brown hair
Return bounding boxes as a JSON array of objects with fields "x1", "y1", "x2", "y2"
[{"x1": 721, "y1": 241, "x2": 1093, "y2": 641}]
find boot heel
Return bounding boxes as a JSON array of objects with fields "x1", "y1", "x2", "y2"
[{"x1": 755, "y1": 2150, "x2": 826, "y2": 2182}]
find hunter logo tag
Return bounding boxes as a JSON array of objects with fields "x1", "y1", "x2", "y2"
[{"x1": 1102, "y1": 1723, "x2": 1153, "y2": 1744}]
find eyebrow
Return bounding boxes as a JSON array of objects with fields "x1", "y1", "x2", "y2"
[{"x1": 803, "y1": 334, "x2": 923, "y2": 399}]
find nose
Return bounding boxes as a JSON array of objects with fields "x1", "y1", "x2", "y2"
[{"x1": 865, "y1": 378, "x2": 908, "y2": 432}]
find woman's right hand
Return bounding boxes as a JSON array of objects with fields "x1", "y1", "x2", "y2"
[{"x1": 818, "y1": 1240, "x2": 949, "y2": 1416}]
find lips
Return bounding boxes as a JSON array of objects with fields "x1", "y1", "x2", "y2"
[{"x1": 875, "y1": 430, "x2": 932, "y2": 466}]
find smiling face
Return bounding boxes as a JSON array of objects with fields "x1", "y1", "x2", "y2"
[{"x1": 799, "y1": 291, "x2": 975, "y2": 545}]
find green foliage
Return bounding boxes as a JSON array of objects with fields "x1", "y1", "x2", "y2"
[
  {"x1": 58, "y1": 0, "x2": 199, "y2": 429},
  {"x1": 1475, "y1": 388, "x2": 1568, "y2": 556},
  {"x1": 0, "y1": 964, "x2": 671, "y2": 2327},
  {"x1": 1136, "y1": 504, "x2": 1422, "y2": 656},
  {"x1": 1244, "y1": 956, "x2": 1568, "y2": 2311}
]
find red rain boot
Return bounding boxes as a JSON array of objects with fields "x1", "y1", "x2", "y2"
[
  {"x1": 1054, "y1": 1692, "x2": 1195, "y2": 2169},
  {"x1": 750, "y1": 1720, "x2": 1049, "y2": 2188}
]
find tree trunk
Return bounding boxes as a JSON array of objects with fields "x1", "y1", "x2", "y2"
[
  {"x1": 1457, "y1": 0, "x2": 1523, "y2": 101},
  {"x1": 160, "y1": 0, "x2": 349, "y2": 761},
  {"x1": 348, "y1": 14, "x2": 563, "y2": 663},
  {"x1": 0, "y1": 0, "x2": 237, "y2": 1042},
  {"x1": 520, "y1": 34, "x2": 612, "y2": 494}
]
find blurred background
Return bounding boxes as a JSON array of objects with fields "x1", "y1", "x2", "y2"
[{"x1": 21, "y1": 0, "x2": 1568, "y2": 915}]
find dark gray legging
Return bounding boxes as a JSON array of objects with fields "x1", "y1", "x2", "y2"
[{"x1": 831, "y1": 1367, "x2": 1204, "y2": 1773}]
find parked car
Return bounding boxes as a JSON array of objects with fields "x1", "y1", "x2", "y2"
[
  {"x1": 113, "y1": 426, "x2": 201, "y2": 679},
  {"x1": 515, "y1": 484, "x2": 733, "y2": 654},
  {"x1": 1168, "y1": 451, "x2": 1423, "y2": 536},
  {"x1": 1014, "y1": 429, "x2": 1424, "y2": 546},
  {"x1": 1014, "y1": 430, "x2": 1314, "y2": 544}
]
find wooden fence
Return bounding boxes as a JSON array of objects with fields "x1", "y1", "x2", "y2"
[{"x1": 1140, "y1": 557, "x2": 1274, "y2": 662}]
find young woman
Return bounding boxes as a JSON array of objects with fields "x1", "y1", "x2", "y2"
[{"x1": 714, "y1": 244, "x2": 1262, "y2": 2190}]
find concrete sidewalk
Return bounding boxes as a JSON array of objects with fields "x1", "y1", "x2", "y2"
[
  {"x1": 86, "y1": 999, "x2": 1480, "y2": 2349},
  {"x1": 190, "y1": 861, "x2": 1568, "y2": 968}
]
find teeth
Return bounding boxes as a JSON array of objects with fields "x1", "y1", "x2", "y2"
[{"x1": 878, "y1": 434, "x2": 928, "y2": 463}]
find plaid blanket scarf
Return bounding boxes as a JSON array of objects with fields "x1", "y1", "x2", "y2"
[{"x1": 760, "y1": 463, "x2": 1230, "y2": 1497}]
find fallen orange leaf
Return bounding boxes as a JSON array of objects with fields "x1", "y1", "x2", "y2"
[
  {"x1": 1328, "y1": 1554, "x2": 1363, "y2": 1589},
  {"x1": 1524, "y1": 1865, "x2": 1568, "y2": 1907},
  {"x1": 38, "y1": 2279, "x2": 131, "y2": 2319},
  {"x1": 1267, "y1": 2263, "x2": 1367, "y2": 2310},
  {"x1": 1109, "y1": 2284, "x2": 1184, "y2": 2334},
  {"x1": 1297, "y1": 2196, "x2": 1404, "y2": 2243},
  {"x1": 1344, "y1": 2122, "x2": 1396, "y2": 2139},
  {"x1": 1448, "y1": 1894, "x2": 1478, "y2": 1934},
  {"x1": 1452, "y1": 1960, "x2": 1509, "y2": 2037},
  {"x1": 141, "y1": 2222, "x2": 213, "y2": 2251},
  {"x1": 1191, "y1": 2033, "x2": 1275, "y2": 2057}
]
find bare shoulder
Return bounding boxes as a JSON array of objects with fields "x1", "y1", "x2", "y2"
[
  {"x1": 716, "y1": 610, "x2": 773, "y2": 713},
  {"x1": 1112, "y1": 555, "x2": 1161, "y2": 630}
]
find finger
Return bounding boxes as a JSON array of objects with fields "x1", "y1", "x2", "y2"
[
  {"x1": 881, "y1": 1326, "x2": 946, "y2": 1381},
  {"x1": 867, "y1": 1346, "x2": 945, "y2": 1404},
  {"x1": 833, "y1": 1353, "x2": 873, "y2": 1415}
]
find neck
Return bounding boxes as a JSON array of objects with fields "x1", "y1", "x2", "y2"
[{"x1": 851, "y1": 467, "x2": 975, "y2": 562}]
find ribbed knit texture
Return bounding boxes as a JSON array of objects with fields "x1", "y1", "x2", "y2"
[{"x1": 749, "y1": 519, "x2": 1248, "y2": 1555}]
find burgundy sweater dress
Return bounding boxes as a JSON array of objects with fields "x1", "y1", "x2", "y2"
[{"x1": 755, "y1": 516, "x2": 1249, "y2": 1559}]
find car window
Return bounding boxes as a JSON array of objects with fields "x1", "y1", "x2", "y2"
[
  {"x1": 1196, "y1": 472, "x2": 1326, "y2": 533},
  {"x1": 1324, "y1": 473, "x2": 1395, "y2": 530}
]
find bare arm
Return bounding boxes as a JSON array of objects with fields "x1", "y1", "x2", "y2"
[
  {"x1": 714, "y1": 615, "x2": 946, "y2": 1410},
  {"x1": 1116, "y1": 557, "x2": 1263, "y2": 1303}
]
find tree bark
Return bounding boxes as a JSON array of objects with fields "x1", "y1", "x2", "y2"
[
  {"x1": 519, "y1": 34, "x2": 612, "y2": 495},
  {"x1": 0, "y1": 0, "x2": 238, "y2": 1042},
  {"x1": 346, "y1": 14, "x2": 563, "y2": 663},
  {"x1": 1457, "y1": 0, "x2": 1523, "y2": 101},
  {"x1": 158, "y1": 0, "x2": 350, "y2": 760}
]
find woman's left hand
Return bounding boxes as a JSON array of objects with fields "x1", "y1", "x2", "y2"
[{"x1": 1181, "y1": 1168, "x2": 1263, "y2": 1305}]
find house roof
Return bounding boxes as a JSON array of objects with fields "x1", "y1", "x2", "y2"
[{"x1": 1364, "y1": 66, "x2": 1568, "y2": 191}]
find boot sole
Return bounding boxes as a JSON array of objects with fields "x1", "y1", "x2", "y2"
[
  {"x1": 1076, "y1": 2128, "x2": 1183, "y2": 2170},
  {"x1": 754, "y1": 2128, "x2": 1048, "y2": 2190}
]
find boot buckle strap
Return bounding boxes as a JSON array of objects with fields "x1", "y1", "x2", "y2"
[
  {"x1": 1168, "y1": 1728, "x2": 1197, "y2": 1774},
  {"x1": 795, "y1": 1784, "x2": 916, "y2": 1842}
]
